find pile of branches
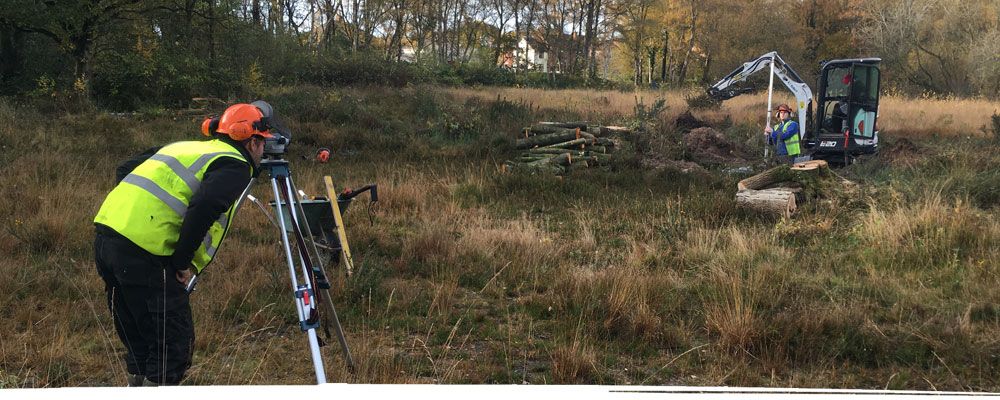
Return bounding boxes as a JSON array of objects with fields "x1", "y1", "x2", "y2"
[{"x1": 503, "y1": 121, "x2": 629, "y2": 174}]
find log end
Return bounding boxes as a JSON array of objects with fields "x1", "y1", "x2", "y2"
[{"x1": 791, "y1": 159, "x2": 828, "y2": 171}]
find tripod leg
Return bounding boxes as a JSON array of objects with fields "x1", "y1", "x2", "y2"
[
  {"x1": 287, "y1": 178, "x2": 354, "y2": 371},
  {"x1": 320, "y1": 290, "x2": 356, "y2": 372},
  {"x1": 271, "y1": 172, "x2": 328, "y2": 384}
]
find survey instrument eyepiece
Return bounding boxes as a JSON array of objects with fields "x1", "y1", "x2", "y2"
[{"x1": 251, "y1": 100, "x2": 293, "y2": 157}]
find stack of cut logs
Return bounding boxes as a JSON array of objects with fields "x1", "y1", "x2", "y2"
[{"x1": 504, "y1": 121, "x2": 629, "y2": 174}]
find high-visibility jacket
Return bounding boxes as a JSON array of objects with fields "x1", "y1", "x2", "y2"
[
  {"x1": 94, "y1": 139, "x2": 250, "y2": 273},
  {"x1": 771, "y1": 120, "x2": 801, "y2": 156}
]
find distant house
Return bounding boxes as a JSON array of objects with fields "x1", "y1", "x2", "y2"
[
  {"x1": 500, "y1": 37, "x2": 549, "y2": 72},
  {"x1": 516, "y1": 37, "x2": 549, "y2": 72}
]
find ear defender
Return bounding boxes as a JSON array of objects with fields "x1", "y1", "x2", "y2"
[
  {"x1": 226, "y1": 121, "x2": 255, "y2": 141},
  {"x1": 201, "y1": 115, "x2": 219, "y2": 137},
  {"x1": 201, "y1": 116, "x2": 221, "y2": 137}
]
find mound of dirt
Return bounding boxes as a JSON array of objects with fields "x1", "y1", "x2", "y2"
[
  {"x1": 682, "y1": 127, "x2": 753, "y2": 166},
  {"x1": 675, "y1": 110, "x2": 708, "y2": 132}
]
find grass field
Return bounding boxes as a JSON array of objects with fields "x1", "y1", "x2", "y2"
[{"x1": 1, "y1": 86, "x2": 998, "y2": 389}]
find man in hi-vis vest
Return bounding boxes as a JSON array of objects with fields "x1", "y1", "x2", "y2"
[
  {"x1": 764, "y1": 103, "x2": 801, "y2": 163},
  {"x1": 94, "y1": 102, "x2": 275, "y2": 386}
]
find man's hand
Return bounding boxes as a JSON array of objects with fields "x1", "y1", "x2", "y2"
[
  {"x1": 176, "y1": 268, "x2": 194, "y2": 287},
  {"x1": 764, "y1": 125, "x2": 773, "y2": 134}
]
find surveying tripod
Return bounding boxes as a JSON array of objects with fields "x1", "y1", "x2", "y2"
[{"x1": 262, "y1": 157, "x2": 355, "y2": 384}]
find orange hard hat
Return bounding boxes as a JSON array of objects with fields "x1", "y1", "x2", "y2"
[
  {"x1": 213, "y1": 103, "x2": 274, "y2": 141},
  {"x1": 776, "y1": 104, "x2": 792, "y2": 113}
]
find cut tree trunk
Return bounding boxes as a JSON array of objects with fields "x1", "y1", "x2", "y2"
[
  {"x1": 736, "y1": 188, "x2": 797, "y2": 217},
  {"x1": 791, "y1": 160, "x2": 828, "y2": 171},
  {"x1": 599, "y1": 126, "x2": 632, "y2": 135},
  {"x1": 738, "y1": 166, "x2": 786, "y2": 191},
  {"x1": 528, "y1": 125, "x2": 568, "y2": 135},
  {"x1": 529, "y1": 125, "x2": 590, "y2": 135},
  {"x1": 531, "y1": 152, "x2": 572, "y2": 166},
  {"x1": 527, "y1": 148, "x2": 588, "y2": 155},
  {"x1": 527, "y1": 126, "x2": 599, "y2": 142},
  {"x1": 516, "y1": 131, "x2": 581, "y2": 148},
  {"x1": 737, "y1": 160, "x2": 829, "y2": 191},
  {"x1": 537, "y1": 121, "x2": 589, "y2": 129},
  {"x1": 543, "y1": 138, "x2": 590, "y2": 149}
]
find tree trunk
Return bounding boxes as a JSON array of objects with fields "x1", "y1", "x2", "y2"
[
  {"x1": 677, "y1": 0, "x2": 697, "y2": 85},
  {"x1": 736, "y1": 189, "x2": 797, "y2": 217},
  {"x1": 515, "y1": 131, "x2": 582, "y2": 148},
  {"x1": 253, "y1": 0, "x2": 262, "y2": 25},
  {"x1": 599, "y1": 126, "x2": 631, "y2": 135},
  {"x1": 588, "y1": 0, "x2": 602, "y2": 79},
  {"x1": 542, "y1": 138, "x2": 590, "y2": 149},
  {"x1": 582, "y1": 0, "x2": 595, "y2": 78},
  {"x1": 737, "y1": 160, "x2": 829, "y2": 191},
  {"x1": 207, "y1": 0, "x2": 216, "y2": 61},
  {"x1": 527, "y1": 148, "x2": 590, "y2": 155},
  {"x1": 647, "y1": 46, "x2": 657, "y2": 84},
  {"x1": 700, "y1": 52, "x2": 712, "y2": 84},
  {"x1": 531, "y1": 121, "x2": 590, "y2": 132},
  {"x1": 532, "y1": 152, "x2": 572, "y2": 166},
  {"x1": 737, "y1": 166, "x2": 787, "y2": 191},
  {"x1": 69, "y1": 32, "x2": 93, "y2": 97},
  {"x1": 660, "y1": 29, "x2": 668, "y2": 83}
]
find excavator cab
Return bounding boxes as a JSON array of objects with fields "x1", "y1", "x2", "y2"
[{"x1": 808, "y1": 58, "x2": 882, "y2": 161}]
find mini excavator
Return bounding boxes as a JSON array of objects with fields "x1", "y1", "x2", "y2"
[{"x1": 707, "y1": 52, "x2": 882, "y2": 164}]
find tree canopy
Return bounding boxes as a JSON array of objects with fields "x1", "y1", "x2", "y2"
[{"x1": 1, "y1": 0, "x2": 996, "y2": 109}]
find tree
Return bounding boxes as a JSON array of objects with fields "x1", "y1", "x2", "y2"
[
  {"x1": 859, "y1": 0, "x2": 1000, "y2": 96},
  {"x1": 609, "y1": 0, "x2": 657, "y2": 85},
  {"x1": 0, "y1": 0, "x2": 149, "y2": 94}
]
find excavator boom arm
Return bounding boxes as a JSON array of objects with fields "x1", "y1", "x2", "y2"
[{"x1": 707, "y1": 52, "x2": 814, "y2": 132}]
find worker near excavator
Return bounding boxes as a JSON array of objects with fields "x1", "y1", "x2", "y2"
[
  {"x1": 764, "y1": 103, "x2": 800, "y2": 163},
  {"x1": 93, "y1": 102, "x2": 276, "y2": 386}
]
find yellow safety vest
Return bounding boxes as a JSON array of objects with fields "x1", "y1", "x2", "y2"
[
  {"x1": 94, "y1": 139, "x2": 250, "y2": 273},
  {"x1": 772, "y1": 120, "x2": 801, "y2": 156}
]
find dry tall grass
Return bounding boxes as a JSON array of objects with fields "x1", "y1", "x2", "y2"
[
  {"x1": 1, "y1": 86, "x2": 999, "y2": 389},
  {"x1": 448, "y1": 86, "x2": 1000, "y2": 139}
]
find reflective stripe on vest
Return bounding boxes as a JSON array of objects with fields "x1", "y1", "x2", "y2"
[
  {"x1": 94, "y1": 140, "x2": 249, "y2": 273},
  {"x1": 773, "y1": 120, "x2": 801, "y2": 156}
]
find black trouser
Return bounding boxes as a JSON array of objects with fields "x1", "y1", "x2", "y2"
[{"x1": 94, "y1": 228, "x2": 194, "y2": 385}]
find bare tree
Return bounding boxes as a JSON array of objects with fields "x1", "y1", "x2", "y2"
[
  {"x1": 857, "y1": 0, "x2": 998, "y2": 95},
  {"x1": 488, "y1": 0, "x2": 515, "y2": 64},
  {"x1": 675, "y1": 0, "x2": 697, "y2": 85}
]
